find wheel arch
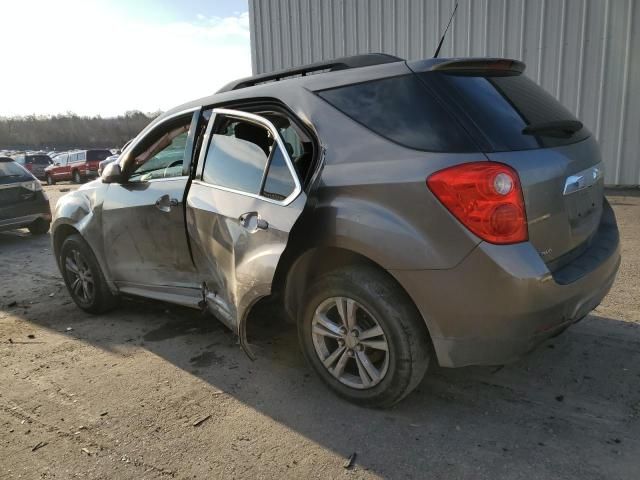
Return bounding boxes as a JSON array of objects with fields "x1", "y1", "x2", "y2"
[
  {"x1": 52, "y1": 220, "x2": 118, "y2": 295},
  {"x1": 52, "y1": 223, "x2": 81, "y2": 263},
  {"x1": 274, "y1": 245, "x2": 437, "y2": 361}
]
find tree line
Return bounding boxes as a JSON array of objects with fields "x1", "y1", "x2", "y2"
[{"x1": 0, "y1": 111, "x2": 159, "y2": 151}]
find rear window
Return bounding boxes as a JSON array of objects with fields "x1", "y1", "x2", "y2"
[
  {"x1": 0, "y1": 161, "x2": 28, "y2": 177},
  {"x1": 317, "y1": 75, "x2": 476, "y2": 152},
  {"x1": 87, "y1": 150, "x2": 112, "y2": 161},
  {"x1": 26, "y1": 155, "x2": 51, "y2": 165},
  {"x1": 421, "y1": 72, "x2": 590, "y2": 151}
]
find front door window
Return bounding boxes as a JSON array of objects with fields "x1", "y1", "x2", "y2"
[{"x1": 128, "y1": 124, "x2": 189, "y2": 182}]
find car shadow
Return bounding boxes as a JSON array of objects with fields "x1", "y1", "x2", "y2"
[{"x1": 2, "y1": 232, "x2": 640, "y2": 478}]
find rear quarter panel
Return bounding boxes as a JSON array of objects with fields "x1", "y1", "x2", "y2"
[{"x1": 299, "y1": 95, "x2": 482, "y2": 271}]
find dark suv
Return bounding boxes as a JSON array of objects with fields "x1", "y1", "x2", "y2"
[
  {"x1": 11, "y1": 152, "x2": 52, "y2": 180},
  {"x1": 45, "y1": 149, "x2": 112, "y2": 184},
  {"x1": 0, "y1": 157, "x2": 51, "y2": 234},
  {"x1": 51, "y1": 55, "x2": 620, "y2": 407}
]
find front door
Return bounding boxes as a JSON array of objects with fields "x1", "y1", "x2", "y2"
[
  {"x1": 186, "y1": 109, "x2": 306, "y2": 341},
  {"x1": 102, "y1": 111, "x2": 198, "y2": 293}
]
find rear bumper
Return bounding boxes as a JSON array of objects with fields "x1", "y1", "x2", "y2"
[
  {"x1": 391, "y1": 202, "x2": 621, "y2": 368},
  {"x1": 0, "y1": 195, "x2": 51, "y2": 232}
]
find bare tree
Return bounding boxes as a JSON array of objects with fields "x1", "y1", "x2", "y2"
[{"x1": 0, "y1": 111, "x2": 159, "y2": 150}]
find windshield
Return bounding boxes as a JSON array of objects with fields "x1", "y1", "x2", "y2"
[{"x1": 421, "y1": 72, "x2": 590, "y2": 151}]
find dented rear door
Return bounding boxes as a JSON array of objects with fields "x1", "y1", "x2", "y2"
[{"x1": 186, "y1": 109, "x2": 306, "y2": 344}]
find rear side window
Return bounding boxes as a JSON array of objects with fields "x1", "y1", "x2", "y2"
[
  {"x1": 0, "y1": 161, "x2": 27, "y2": 177},
  {"x1": 202, "y1": 116, "x2": 297, "y2": 201},
  {"x1": 262, "y1": 147, "x2": 296, "y2": 201},
  {"x1": 422, "y1": 72, "x2": 590, "y2": 151},
  {"x1": 203, "y1": 120, "x2": 274, "y2": 194},
  {"x1": 317, "y1": 74, "x2": 476, "y2": 152},
  {"x1": 87, "y1": 150, "x2": 112, "y2": 161}
]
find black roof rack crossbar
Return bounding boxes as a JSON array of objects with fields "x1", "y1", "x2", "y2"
[{"x1": 217, "y1": 53, "x2": 404, "y2": 93}]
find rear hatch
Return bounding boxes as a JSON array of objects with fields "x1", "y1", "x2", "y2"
[
  {"x1": 86, "y1": 150, "x2": 112, "y2": 172},
  {"x1": 0, "y1": 161, "x2": 37, "y2": 219},
  {"x1": 411, "y1": 60, "x2": 603, "y2": 265},
  {"x1": 26, "y1": 154, "x2": 52, "y2": 177}
]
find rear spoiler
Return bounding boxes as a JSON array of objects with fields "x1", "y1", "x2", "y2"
[{"x1": 409, "y1": 58, "x2": 526, "y2": 75}]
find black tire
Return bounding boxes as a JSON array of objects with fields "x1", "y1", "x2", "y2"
[
  {"x1": 72, "y1": 170, "x2": 82, "y2": 184},
  {"x1": 46, "y1": 174, "x2": 55, "y2": 186},
  {"x1": 298, "y1": 265, "x2": 431, "y2": 408},
  {"x1": 59, "y1": 234, "x2": 118, "y2": 314},
  {"x1": 28, "y1": 218, "x2": 50, "y2": 235}
]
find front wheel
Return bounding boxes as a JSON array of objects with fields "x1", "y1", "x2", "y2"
[
  {"x1": 298, "y1": 265, "x2": 431, "y2": 408},
  {"x1": 46, "y1": 174, "x2": 55, "y2": 185},
  {"x1": 59, "y1": 234, "x2": 118, "y2": 314}
]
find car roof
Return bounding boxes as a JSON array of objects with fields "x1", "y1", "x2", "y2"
[
  {"x1": 155, "y1": 55, "x2": 524, "y2": 132},
  {"x1": 159, "y1": 54, "x2": 411, "y2": 123}
]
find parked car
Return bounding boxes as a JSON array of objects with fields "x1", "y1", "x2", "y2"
[
  {"x1": 98, "y1": 140, "x2": 133, "y2": 175},
  {"x1": 45, "y1": 149, "x2": 112, "y2": 184},
  {"x1": 0, "y1": 157, "x2": 51, "y2": 234},
  {"x1": 51, "y1": 55, "x2": 620, "y2": 407},
  {"x1": 11, "y1": 152, "x2": 52, "y2": 180},
  {"x1": 98, "y1": 154, "x2": 119, "y2": 176}
]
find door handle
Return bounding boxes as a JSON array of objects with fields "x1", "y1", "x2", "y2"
[
  {"x1": 155, "y1": 194, "x2": 179, "y2": 213},
  {"x1": 239, "y1": 212, "x2": 268, "y2": 231}
]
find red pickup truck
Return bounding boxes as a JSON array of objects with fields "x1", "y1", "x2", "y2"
[{"x1": 45, "y1": 149, "x2": 112, "y2": 184}]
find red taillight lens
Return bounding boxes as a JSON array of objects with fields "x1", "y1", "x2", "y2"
[
  {"x1": 427, "y1": 162, "x2": 528, "y2": 244},
  {"x1": 25, "y1": 164, "x2": 33, "y2": 171}
]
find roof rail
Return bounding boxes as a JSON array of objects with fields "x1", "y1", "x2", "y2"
[{"x1": 217, "y1": 53, "x2": 404, "y2": 93}]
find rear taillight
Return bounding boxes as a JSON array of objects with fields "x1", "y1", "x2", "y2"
[
  {"x1": 25, "y1": 164, "x2": 33, "y2": 171},
  {"x1": 427, "y1": 162, "x2": 528, "y2": 244}
]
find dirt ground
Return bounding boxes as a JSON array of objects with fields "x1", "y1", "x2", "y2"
[{"x1": 1, "y1": 184, "x2": 639, "y2": 479}]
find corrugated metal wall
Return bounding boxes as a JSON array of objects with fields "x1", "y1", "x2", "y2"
[{"x1": 249, "y1": 0, "x2": 639, "y2": 185}]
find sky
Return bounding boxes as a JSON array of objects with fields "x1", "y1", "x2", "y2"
[{"x1": 0, "y1": 0, "x2": 251, "y2": 117}]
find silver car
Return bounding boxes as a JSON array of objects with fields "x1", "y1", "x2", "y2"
[{"x1": 51, "y1": 55, "x2": 620, "y2": 407}]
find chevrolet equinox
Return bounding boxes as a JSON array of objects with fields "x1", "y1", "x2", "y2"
[{"x1": 52, "y1": 54, "x2": 620, "y2": 407}]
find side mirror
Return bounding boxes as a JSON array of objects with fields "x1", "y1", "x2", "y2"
[
  {"x1": 54, "y1": 162, "x2": 60, "y2": 166},
  {"x1": 101, "y1": 162, "x2": 123, "y2": 184}
]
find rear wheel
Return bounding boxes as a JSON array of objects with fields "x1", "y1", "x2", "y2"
[
  {"x1": 46, "y1": 174, "x2": 55, "y2": 186},
  {"x1": 28, "y1": 218, "x2": 50, "y2": 235},
  {"x1": 59, "y1": 234, "x2": 118, "y2": 314},
  {"x1": 298, "y1": 265, "x2": 431, "y2": 408},
  {"x1": 72, "y1": 170, "x2": 82, "y2": 184}
]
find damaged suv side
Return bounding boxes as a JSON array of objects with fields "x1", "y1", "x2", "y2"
[{"x1": 52, "y1": 54, "x2": 620, "y2": 407}]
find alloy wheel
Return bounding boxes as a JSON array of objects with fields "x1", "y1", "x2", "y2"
[
  {"x1": 64, "y1": 249, "x2": 94, "y2": 304},
  {"x1": 311, "y1": 296, "x2": 390, "y2": 389}
]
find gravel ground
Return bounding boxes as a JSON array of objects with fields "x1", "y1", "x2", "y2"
[{"x1": 1, "y1": 184, "x2": 639, "y2": 479}]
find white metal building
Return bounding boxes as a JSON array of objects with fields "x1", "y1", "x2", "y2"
[{"x1": 248, "y1": 0, "x2": 639, "y2": 186}]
